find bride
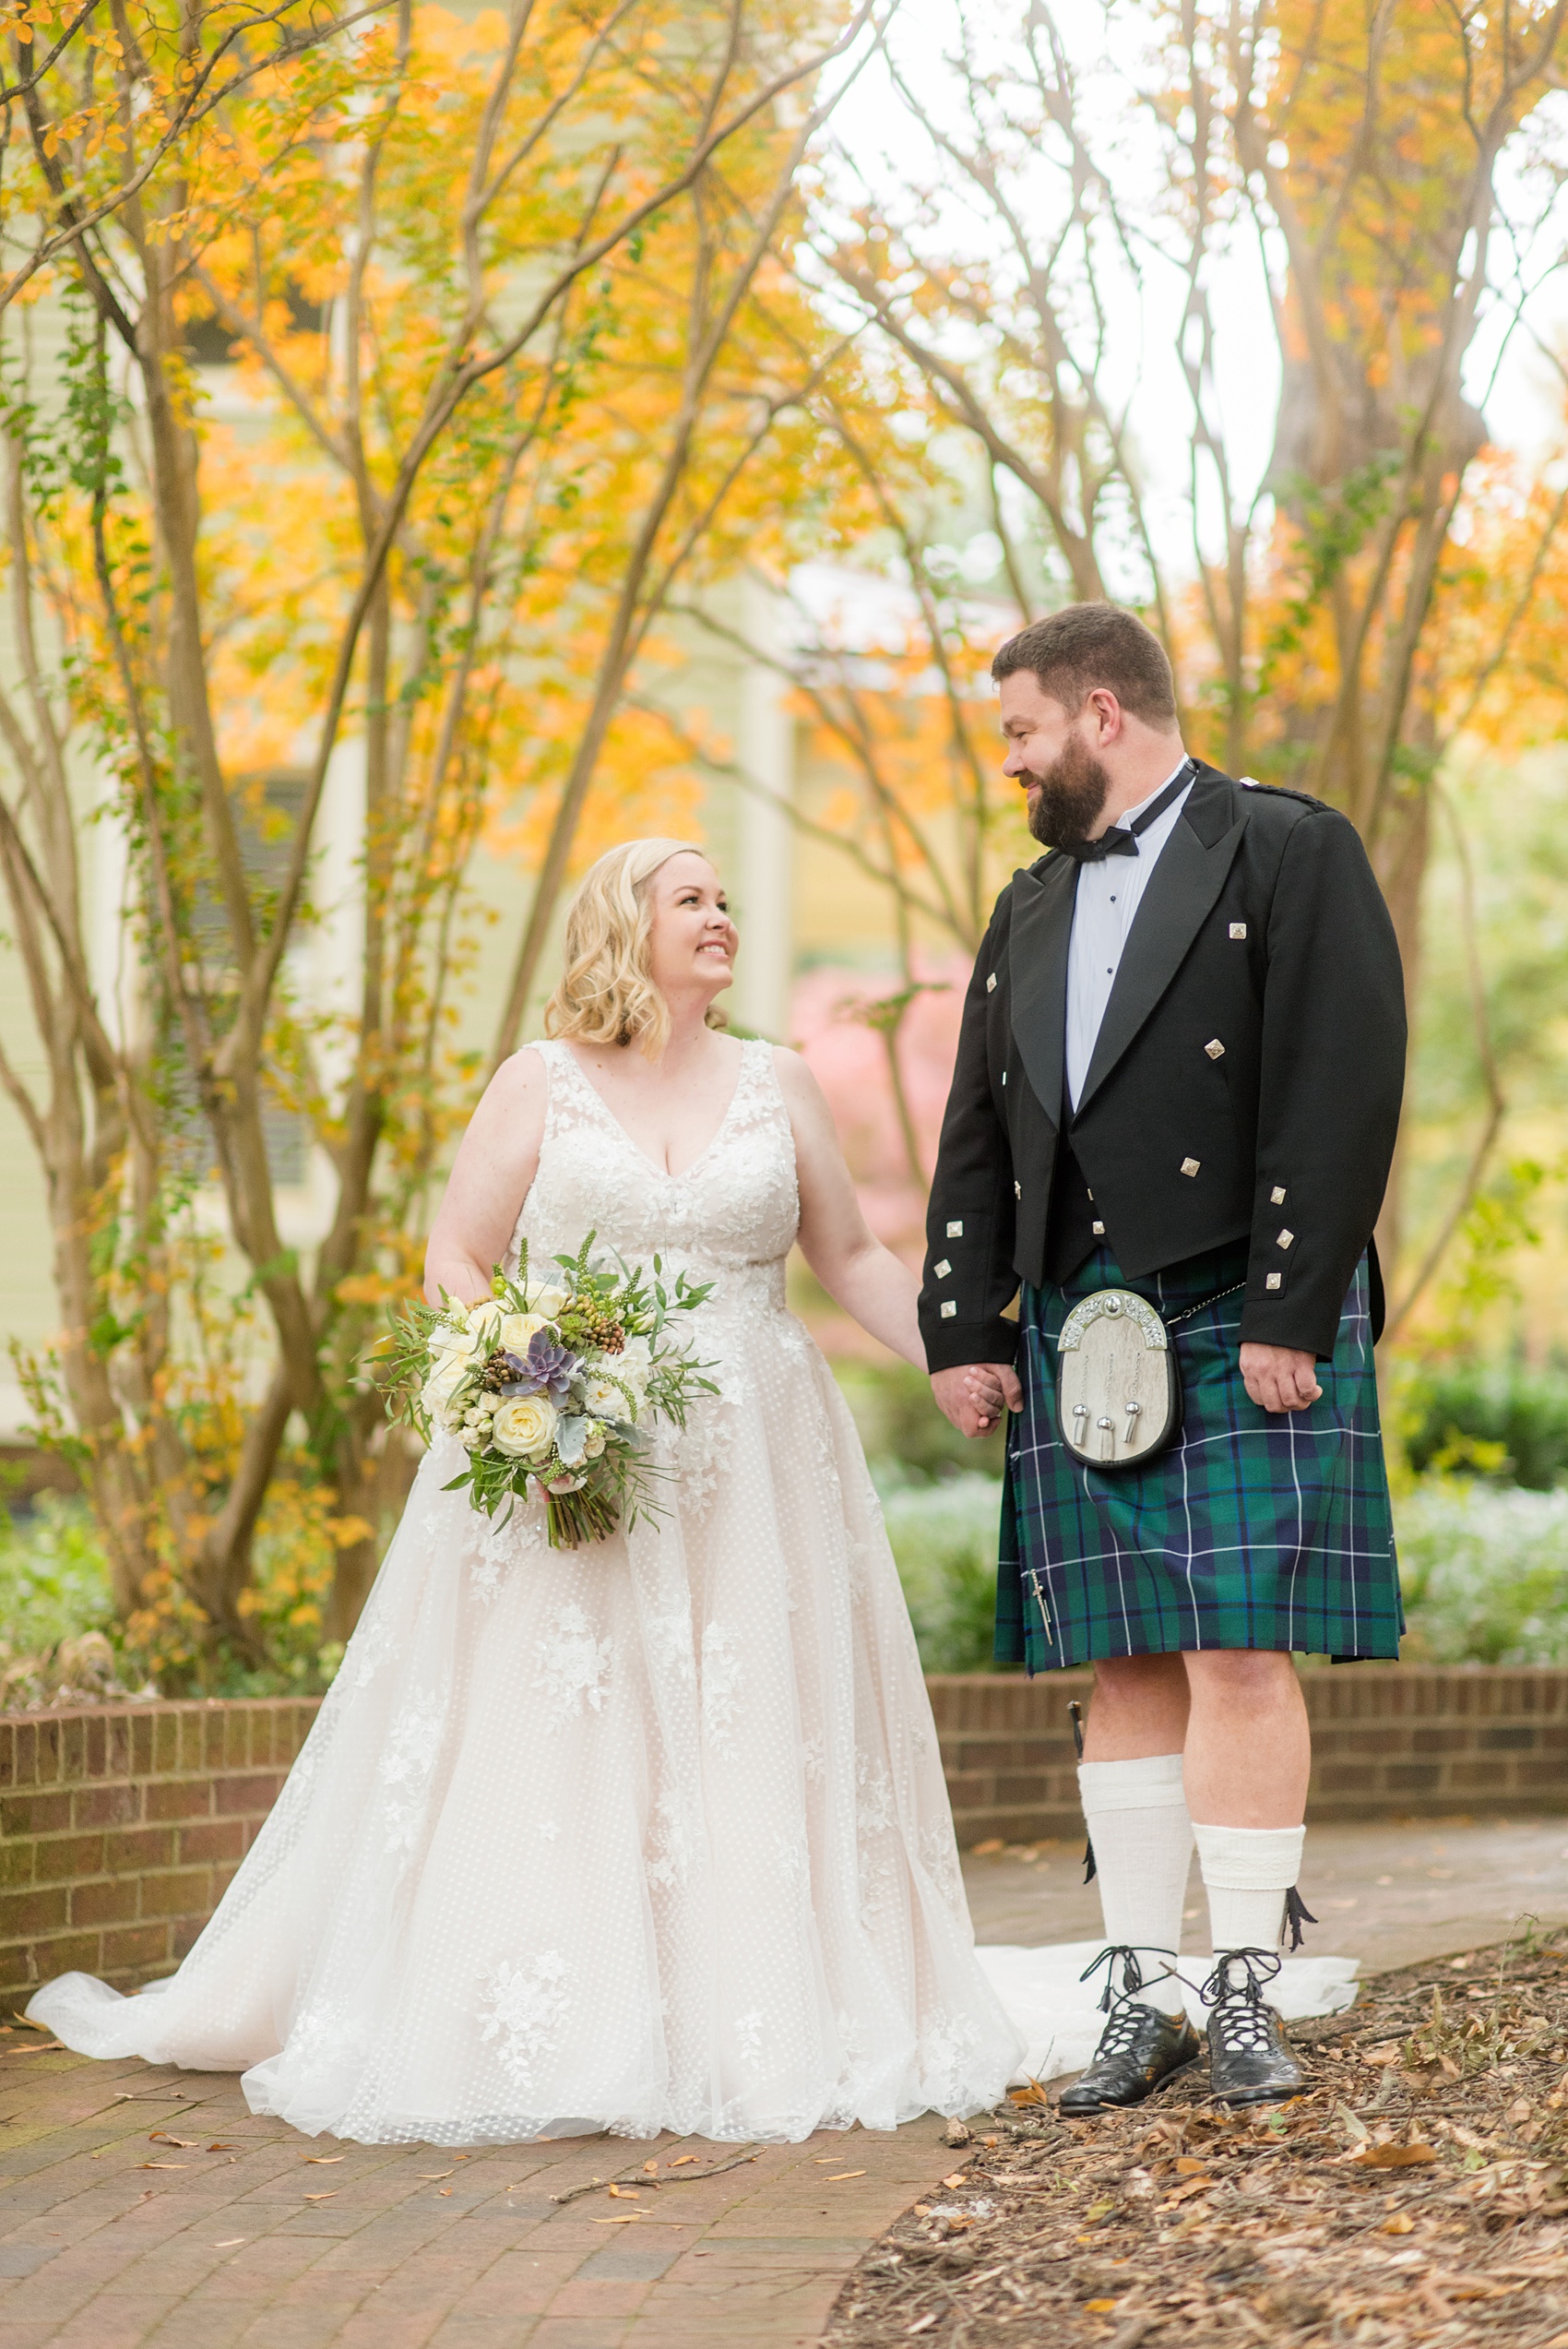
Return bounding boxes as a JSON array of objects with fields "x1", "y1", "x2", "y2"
[{"x1": 29, "y1": 837, "x2": 1025, "y2": 2145}]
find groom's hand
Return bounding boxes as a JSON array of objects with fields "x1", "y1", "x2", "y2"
[
  {"x1": 1240, "y1": 1341, "x2": 1322, "y2": 1413},
  {"x1": 932, "y1": 1363, "x2": 1024, "y2": 1438}
]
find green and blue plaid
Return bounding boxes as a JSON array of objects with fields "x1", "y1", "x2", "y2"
[{"x1": 997, "y1": 1241, "x2": 1402, "y2": 1671}]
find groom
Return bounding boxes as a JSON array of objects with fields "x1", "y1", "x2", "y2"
[{"x1": 921, "y1": 602, "x2": 1406, "y2": 2109}]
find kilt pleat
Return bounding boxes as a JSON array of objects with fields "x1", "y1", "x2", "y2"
[{"x1": 997, "y1": 1241, "x2": 1402, "y2": 1671}]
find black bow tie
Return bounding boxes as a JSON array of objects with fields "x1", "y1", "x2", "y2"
[{"x1": 1053, "y1": 762, "x2": 1194, "y2": 864}]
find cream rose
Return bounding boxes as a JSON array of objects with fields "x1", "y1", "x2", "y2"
[
  {"x1": 528, "y1": 1282, "x2": 571, "y2": 1318},
  {"x1": 581, "y1": 1420, "x2": 608, "y2": 1461},
  {"x1": 499, "y1": 1310, "x2": 552, "y2": 1357},
  {"x1": 490, "y1": 1392, "x2": 558, "y2": 1461}
]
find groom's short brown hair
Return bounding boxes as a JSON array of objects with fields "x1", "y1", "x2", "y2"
[{"x1": 992, "y1": 602, "x2": 1177, "y2": 727}]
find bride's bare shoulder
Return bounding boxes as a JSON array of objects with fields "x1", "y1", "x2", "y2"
[{"x1": 768, "y1": 1044, "x2": 832, "y2": 1123}]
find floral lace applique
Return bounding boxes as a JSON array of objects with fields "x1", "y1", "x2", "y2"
[
  {"x1": 378, "y1": 1689, "x2": 447, "y2": 1856},
  {"x1": 477, "y1": 1952, "x2": 570, "y2": 2091},
  {"x1": 700, "y1": 1622, "x2": 742, "y2": 1753},
  {"x1": 919, "y1": 1820, "x2": 963, "y2": 1913},
  {"x1": 349, "y1": 1610, "x2": 398, "y2": 1691},
  {"x1": 733, "y1": 2008, "x2": 765, "y2": 2072},
  {"x1": 534, "y1": 1604, "x2": 614, "y2": 1719},
  {"x1": 801, "y1": 1733, "x2": 825, "y2": 1784},
  {"x1": 855, "y1": 1747, "x2": 895, "y2": 1837},
  {"x1": 646, "y1": 1788, "x2": 698, "y2": 1890},
  {"x1": 644, "y1": 1604, "x2": 695, "y2": 1687}
]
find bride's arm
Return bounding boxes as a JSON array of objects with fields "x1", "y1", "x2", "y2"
[
  {"x1": 774, "y1": 1047, "x2": 926, "y2": 1370},
  {"x1": 422, "y1": 1050, "x2": 548, "y2": 1306}
]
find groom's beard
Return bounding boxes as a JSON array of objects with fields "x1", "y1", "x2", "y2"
[{"x1": 1024, "y1": 732, "x2": 1111, "y2": 849}]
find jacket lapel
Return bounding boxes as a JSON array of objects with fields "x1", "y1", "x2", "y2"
[
  {"x1": 1075, "y1": 769, "x2": 1249, "y2": 1113},
  {"x1": 1008, "y1": 853, "x2": 1076, "y2": 1125}
]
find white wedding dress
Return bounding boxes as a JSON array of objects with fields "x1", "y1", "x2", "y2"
[{"x1": 29, "y1": 1039, "x2": 1028, "y2": 2143}]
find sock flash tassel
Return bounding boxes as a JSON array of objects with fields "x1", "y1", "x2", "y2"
[
  {"x1": 1284, "y1": 1884, "x2": 1316, "y2": 1951},
  {"x1": 1067, "y1": 1701, "x2": 1097, "y2": 1883}
]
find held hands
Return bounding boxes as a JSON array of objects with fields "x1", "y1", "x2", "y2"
[
  {"x1": 1240, "y1": 1341, "x2": 1322, "y2": 1413},
  {"x1": 931, "y1": 1362, "x2": 1024, "y2": 1438}
]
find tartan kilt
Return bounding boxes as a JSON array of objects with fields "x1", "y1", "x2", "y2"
[{"x1": 997, "y1": 1239, "x2": 1402, "y2": 1672}]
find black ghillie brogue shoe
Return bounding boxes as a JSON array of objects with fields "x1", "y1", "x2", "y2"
[
  {"x1": 1059, "y1": 1946, "x2": 1202, "y2": 2115},
  {"x1": 1201, "y1": 1950, "x2": 1303, "y2": 2106}
]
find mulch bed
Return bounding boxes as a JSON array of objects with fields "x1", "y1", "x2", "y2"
[{"x1": 826, "y1": 1928, "x2": 1568, "y2": 2347}]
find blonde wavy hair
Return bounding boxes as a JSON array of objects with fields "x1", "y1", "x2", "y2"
[{"x1": 542, "y1": 839, "x2": 729, "y2": 1058}]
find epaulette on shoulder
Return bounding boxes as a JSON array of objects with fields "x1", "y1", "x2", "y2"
[{"x1": 1238, "y1": 777, "x2": 1326, "y2": 810}]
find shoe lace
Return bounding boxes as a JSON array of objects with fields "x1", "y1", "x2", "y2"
[
  {"x1": 1079, "y1": 1942, "x2": 1181, "y2": 2016},
  {"x1": 1200, "y1": 1949, "x2": 1284, "y2": 2054}
]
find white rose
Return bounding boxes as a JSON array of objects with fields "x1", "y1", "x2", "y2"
[
  {"x1": 499, "y1": 1311, "x2": 552, "y2": 1357},
  {"x1": 490, "y1": 1392, "x2": 558, "y2": 1461},
  {"x1": 429, "y1": 1317, "x2": 481, "y2": 1363},
  {"x1": 423, "y1": 1353, "x2": 474, "y2": 1416},
  {"x1": 467, "y1": 1298, "x2": 504, "y2": 1348},
  {"x1": 528, "y1": 1282, "x2": 571, "y2": 1318},
  {"x1": 618, "y1": 1336, "x2": 652, "y2": 1397},
  {"x1": 580, "y1": 1371, "x2": 631, "y2": 1420},
  {"x1": 581, "y1": 1420, "x2": 608, "y2": 1460}
]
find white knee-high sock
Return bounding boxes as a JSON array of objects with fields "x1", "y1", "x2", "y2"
[
  {"x1": 1077, "y1": 1754, "x2": 1193, "y2": 2014},
  {"x1": 1192, "y1": 1821, "x2": 1305, "y2": 1978}
]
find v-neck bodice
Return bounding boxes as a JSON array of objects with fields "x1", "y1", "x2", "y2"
[{"x1": 507, "y1": 1037, "x2": 802, "y2": 1318}]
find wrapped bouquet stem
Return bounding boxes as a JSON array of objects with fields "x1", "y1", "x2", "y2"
[{"x1": 381, "y1": 1235, "x2": 716, "y2": 1547}]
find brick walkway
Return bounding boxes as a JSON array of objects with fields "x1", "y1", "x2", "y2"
[{"x1": 0, "y1": 2031, "x2": 967, "y2": 2348}]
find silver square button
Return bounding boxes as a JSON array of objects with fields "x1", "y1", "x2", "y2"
[
  {"x1": 946, "y1": 1220, "x2": 963, "y2": 1238},
  {"x1": 940, "y1": 1300, "x2": 956, "y2": 1319},
  {"x1": 1181, "y1": 1157, "x2": 1201, "y2": 1178},
  {"x1": 1277, "y1": 1228, "x2": 1295, "y2": 1248},
  {"x1": 1229, "y1": 922, "x2": 1247, "y2": 940},
  {"x1": 933, "y1": 1258, "x2": 951, "y2": 1279},
  {"x1": 1265, "y1": 1272, "x2": 1282, "y2": 1291},
  {"x1": 1270, "y1": 1186, "x2": 1287, "y2": 1205}
]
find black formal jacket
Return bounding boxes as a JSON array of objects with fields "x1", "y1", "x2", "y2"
[{"x1": 919, "y1": 763, "x2": 1407, "y2": 1370}]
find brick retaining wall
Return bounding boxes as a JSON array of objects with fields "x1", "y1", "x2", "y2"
[
  {"x1": 0, "y1": 1699, "x2": 321, "y2": 2002},
  {"x1": 1, "y1": 1669, "x2": 1563, "y2": 2005},
  {"x1": 931, "y1": 1664, "x2": 1568, "y2": 1845}
]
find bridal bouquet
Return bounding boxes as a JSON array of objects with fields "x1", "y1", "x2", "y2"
[{"x1": 382, "y1": 1237, "x2": 716, "y2": 1548}]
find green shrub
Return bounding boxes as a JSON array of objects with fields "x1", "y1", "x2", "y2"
[
  {"x1": 880, "y1": 1473, "x2": 1004, "y2": 1674},
  {"x1": 0, "y1": 1496, "x2": 115, "y2": 1654},
  {"x1": 1395, "y1": 1480, "x2": 1568, "y2": 1664},
  {"x1": 1400, "y1": 1361, "x2": 1568, "y2": 1489},
  {"x1": 834, "y1": 1358, "x2": 1006, "y2": 1484}
]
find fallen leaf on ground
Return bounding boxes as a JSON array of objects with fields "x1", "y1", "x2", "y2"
[
  {"x1": 608, "y1": 2185, "x2": 639, "y2": 2198},
  {"x1": 207, "y1": 2144, "x2": 235, "y2": 2152},
  {"x1": 671, "y1": 2154, "x2": 700, "y2": 2167},
  {"x1": 303, "y1": 2155, "x2": 344, "y2": 2164},
  {"x1": 303, "y1": 2191, "x2": 337, "y2": 2202},
  {"x1": 942, "y1": 2172, "x2": 967, "y2": 2188},
  {"x1": 214, "y1": 2239, "x2": 244, "y2": 2248},
  {"x1": 148, "y1": 2132, "x2": 197, "y2": 2147},
  {"x1": 1352, "y1": 2143, "x2": 1439, "y2": 2167},
  {"x1": 591, "y1": 2213, "x2": 642, "y2": 2224},
  {"x1": 1381, "y1": 2212, "x2": 1416, "y2": 2233},
  {"x1": 1175, "y1": 2156, "x2": 1208, "y2": 2176},
  {"x1": 1085, "y1": 2301, "x2": 1119, "y2": 2314},
  {"x1": 417, "y1": 2170, "x2": 454, "y2": 2179},
  {"x1": 138, "y1": 2162, "x2": 187, "y2": 2170},
  {"x1": 829, "y1": 2170, "x2": 867, "y2": 2181}
]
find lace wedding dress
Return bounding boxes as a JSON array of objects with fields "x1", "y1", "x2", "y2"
[{"x1": 29, "y1": 1039, "x2": 1026, "y2": 2144}]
